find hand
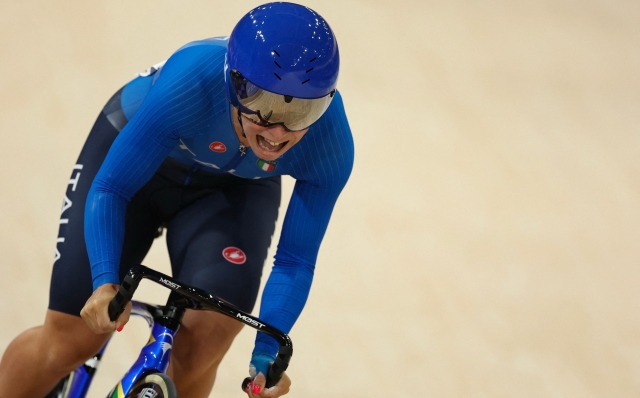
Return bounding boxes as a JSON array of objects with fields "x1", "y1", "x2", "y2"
[
  {"x1": 80, "y1": 283, "x2": 131, "y2": 334},
  {"x1": 246, "y1": 371, "x2": 291, "y2": 398}
]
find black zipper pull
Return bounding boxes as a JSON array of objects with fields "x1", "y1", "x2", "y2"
[{"x1": 239, "y1": 144, "x2": 247, "y2": 156}]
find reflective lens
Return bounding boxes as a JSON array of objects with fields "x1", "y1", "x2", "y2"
[{"x1": 231, "y1": 70, "x2": 334, "y2": 131}]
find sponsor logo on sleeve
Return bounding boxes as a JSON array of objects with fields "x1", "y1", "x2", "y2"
[{"x1": 209, "y1": 141, "x2": 227, "y2": 153}]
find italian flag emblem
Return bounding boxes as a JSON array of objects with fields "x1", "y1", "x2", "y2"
[{"x1": 257, "y1": 159, "x2": 277, "y2": 172}]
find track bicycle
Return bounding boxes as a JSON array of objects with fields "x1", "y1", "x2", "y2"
[{"x1": 45, "y1": 264, "x2": 293, "y2": 398}]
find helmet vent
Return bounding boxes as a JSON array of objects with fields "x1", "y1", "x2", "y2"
[
  {"x1": 301, "y1": 79, "x2": 310, "y2": 84},
  {"x1": 273, "y1": 50, "x2": 281, "y2": 57},
  {"x1": 274, "y1": 73, "x2": 282, "y2": 80},
  {"x1": 306, "y1": 68, "x2": 314, "y2": 73},
  {"x1": 274, "y1": 61, "x2": 282, "y2": 68},
  {"x1": 309, "y1": 57, "x2": 317, "y2": 62}
]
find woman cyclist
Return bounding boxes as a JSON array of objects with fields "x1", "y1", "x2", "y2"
[{"x1": 0, "y1": 2, "x2": 353, "y2": 397}]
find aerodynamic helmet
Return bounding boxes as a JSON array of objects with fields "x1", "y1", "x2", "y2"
[{"x1": 225, "y1": 2, "x2": 340, "y2": 131}]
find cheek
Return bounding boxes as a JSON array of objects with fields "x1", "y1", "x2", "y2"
[
  {"x1": 292, "y1": 131, "x2": 308, "y2": 144},
  {"x1": 245, "y1": 125, "x2": 264, "y2": 140}
]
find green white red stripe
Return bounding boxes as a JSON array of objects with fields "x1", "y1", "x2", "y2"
[{"x1": 257, "y1": 159, "x2": 276, "y2": 172}]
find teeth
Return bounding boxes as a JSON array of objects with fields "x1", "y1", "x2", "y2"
[
  {"x1": 258, "y1": 136, "x2": 285, "y2": 152},
  {"x1": 258, "y1": 138, "x2": 279, "y2": 152}
]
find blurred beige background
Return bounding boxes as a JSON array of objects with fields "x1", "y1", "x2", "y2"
[{"x1": 1, "y1": 0, "x2": 640, "y2": 397}]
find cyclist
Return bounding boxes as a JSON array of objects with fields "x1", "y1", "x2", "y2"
[{"x1": 0, "y1": 2, "x2": 353, "y2": 397}]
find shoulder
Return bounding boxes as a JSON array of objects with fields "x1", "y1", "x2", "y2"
[
  {"x1": 288, "y1": 90, "x2": 354, "y2": 188},
  {"x1": 157, "y1": 37, "x2": 229, "y2": 86},
  {"x1": 132, "y1": 37, "x2": 230, "y2": 118},
  {"x1": 171, "y1": 36, "x2": 229, "y2": 63},
  {"x1": 117, "y1": 37, "x2": 232, "y2": 142}
]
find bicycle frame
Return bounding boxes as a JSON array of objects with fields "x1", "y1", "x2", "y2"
[
  {"x1": 48, "y1": 301, "x2": 180, "y2": 398},
  {"x1": 106, "y1": 301, "x2": 181, "y2": 397},
  {"x1": 49, "y1": 265, "x2": 293, "y2": 398}
]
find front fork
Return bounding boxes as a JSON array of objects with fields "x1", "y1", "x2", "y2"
[{"x1": 106, "y1": 322, "x2": 178, "y2": 398}]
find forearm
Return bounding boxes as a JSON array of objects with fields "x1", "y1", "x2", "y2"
[
  {"x1": 252, "y1": 259, "x2": 314, "y2": 356},
  {"x1": 84, "y1": 186, "x2": 129, "y2": 289}
]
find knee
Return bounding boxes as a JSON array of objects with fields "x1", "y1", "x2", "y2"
[
  {"x1": 172, "y1": 312, "x2": 243, "y2": 369},
  {"x1": 43, "y1": 349, "x2": 85, "y2": 374},
  {"x1": 42, "y1": 312, "x2": 108, "y2": 372},
  {"x1": 42, "y1": 335, "x2": 104, "y2": 373}
]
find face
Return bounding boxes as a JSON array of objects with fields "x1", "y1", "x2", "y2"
[{"x1": 233, "y1": 107, "x2": 309, "y2": 161}]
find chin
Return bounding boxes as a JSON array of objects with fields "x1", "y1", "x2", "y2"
[{"x1": 255, "y1": 147, "x2": 285, "y2": 161}]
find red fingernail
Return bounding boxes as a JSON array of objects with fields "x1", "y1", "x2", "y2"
[
  {"x1": 117, "y1": 325, "x2": 124, "y2": 332},
  {"x1": 252, "y1": 385, "x2": 261, "y2": 394}
]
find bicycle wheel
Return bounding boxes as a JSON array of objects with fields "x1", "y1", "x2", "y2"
[{"x1": 124, "y1": 373, "x2": 178, "y2": 398}]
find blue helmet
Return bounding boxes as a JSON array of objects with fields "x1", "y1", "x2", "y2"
[{"x1": 225, "y1": 2, "x2": 340, "y2": 131}]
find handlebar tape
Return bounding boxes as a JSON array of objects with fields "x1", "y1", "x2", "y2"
[
  {"x1": 241, "y1": 377, "x2": 252, "y2": 392},
  {"x1": 107, "y1": 274, "x2": 140, "y2": 322},
  {"x1": 241, "y1": 346, "x2": 293, "y2": 391}
]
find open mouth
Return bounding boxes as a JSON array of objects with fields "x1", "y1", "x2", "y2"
[{"x1": 256, "y1": 134, "x2": 288, "y2": 153}]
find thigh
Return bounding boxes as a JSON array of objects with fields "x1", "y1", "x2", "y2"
[
  {"x1": 171, "y1": 310, "x2": 244, "y2": 365},
  {"x1": 49, "y1": 110, "x2": 120, "y2": 316},
  {"x1": 49, "y1": 110, "x2": 163, "y2": 316},
  {"x1": 166, "y1": 176, "x2": 281, "y2": 313},
  {"x1": 42, "y1": 309, "x2": 112, "y2": 365}
]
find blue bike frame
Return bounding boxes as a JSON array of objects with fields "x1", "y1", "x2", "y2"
[
  {"x1": 49, "y1": 301, "x2": 179, "y2": 398},
  {"x1": 106, "y1": 301, "x2": 178, "y2": 398}
]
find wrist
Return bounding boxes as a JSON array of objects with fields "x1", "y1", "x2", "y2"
[
  {"x1": 95, "y1": 283, "x2": 119, "y2": 292},
  {"x1": 92, "y1": 272, "x2": 120, "y2": 290},
  {"x1": 249, "y1": 352, "x2": 275, "y2": 377}
]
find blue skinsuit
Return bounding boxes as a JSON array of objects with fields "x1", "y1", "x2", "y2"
[{"x1": 84, "y1": 37, "x2": 354, "y2": 360}]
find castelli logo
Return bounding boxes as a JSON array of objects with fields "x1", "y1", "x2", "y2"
[
  {"x1": 222, "y1": 247, "x2": 246, "y2": 264},
  {"x1": 209, "y1": 142, "x2": 227, "y2": 153}
]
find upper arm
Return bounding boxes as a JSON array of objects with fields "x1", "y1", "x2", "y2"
[
  {"x1": 276, "y1": 92, "x2": 355, "y2": 267},
  {"x1": 92, "y1": 45, "x2": 225, "y2": 198}
]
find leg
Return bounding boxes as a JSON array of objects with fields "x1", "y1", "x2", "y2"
[
  {"x1": 165, "y1": 175, "x2": 281, "y2": 397},
  {"x1": 0, "y1": 105, "x2": 162, "y2": 397},
  {"x1": 0, "y1": 110, "x2": 120, "y2": 397},
  {"x1": 0, "y1": 311, "x2": 110, "y2": 398},
  {"x1": 167, "y1": 311, "x2": 244, "y2": 397}
]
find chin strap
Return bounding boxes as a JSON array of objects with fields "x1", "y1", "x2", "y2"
[{"x1": 237, "y1": 107, "x2": 246, "y2": 138}]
